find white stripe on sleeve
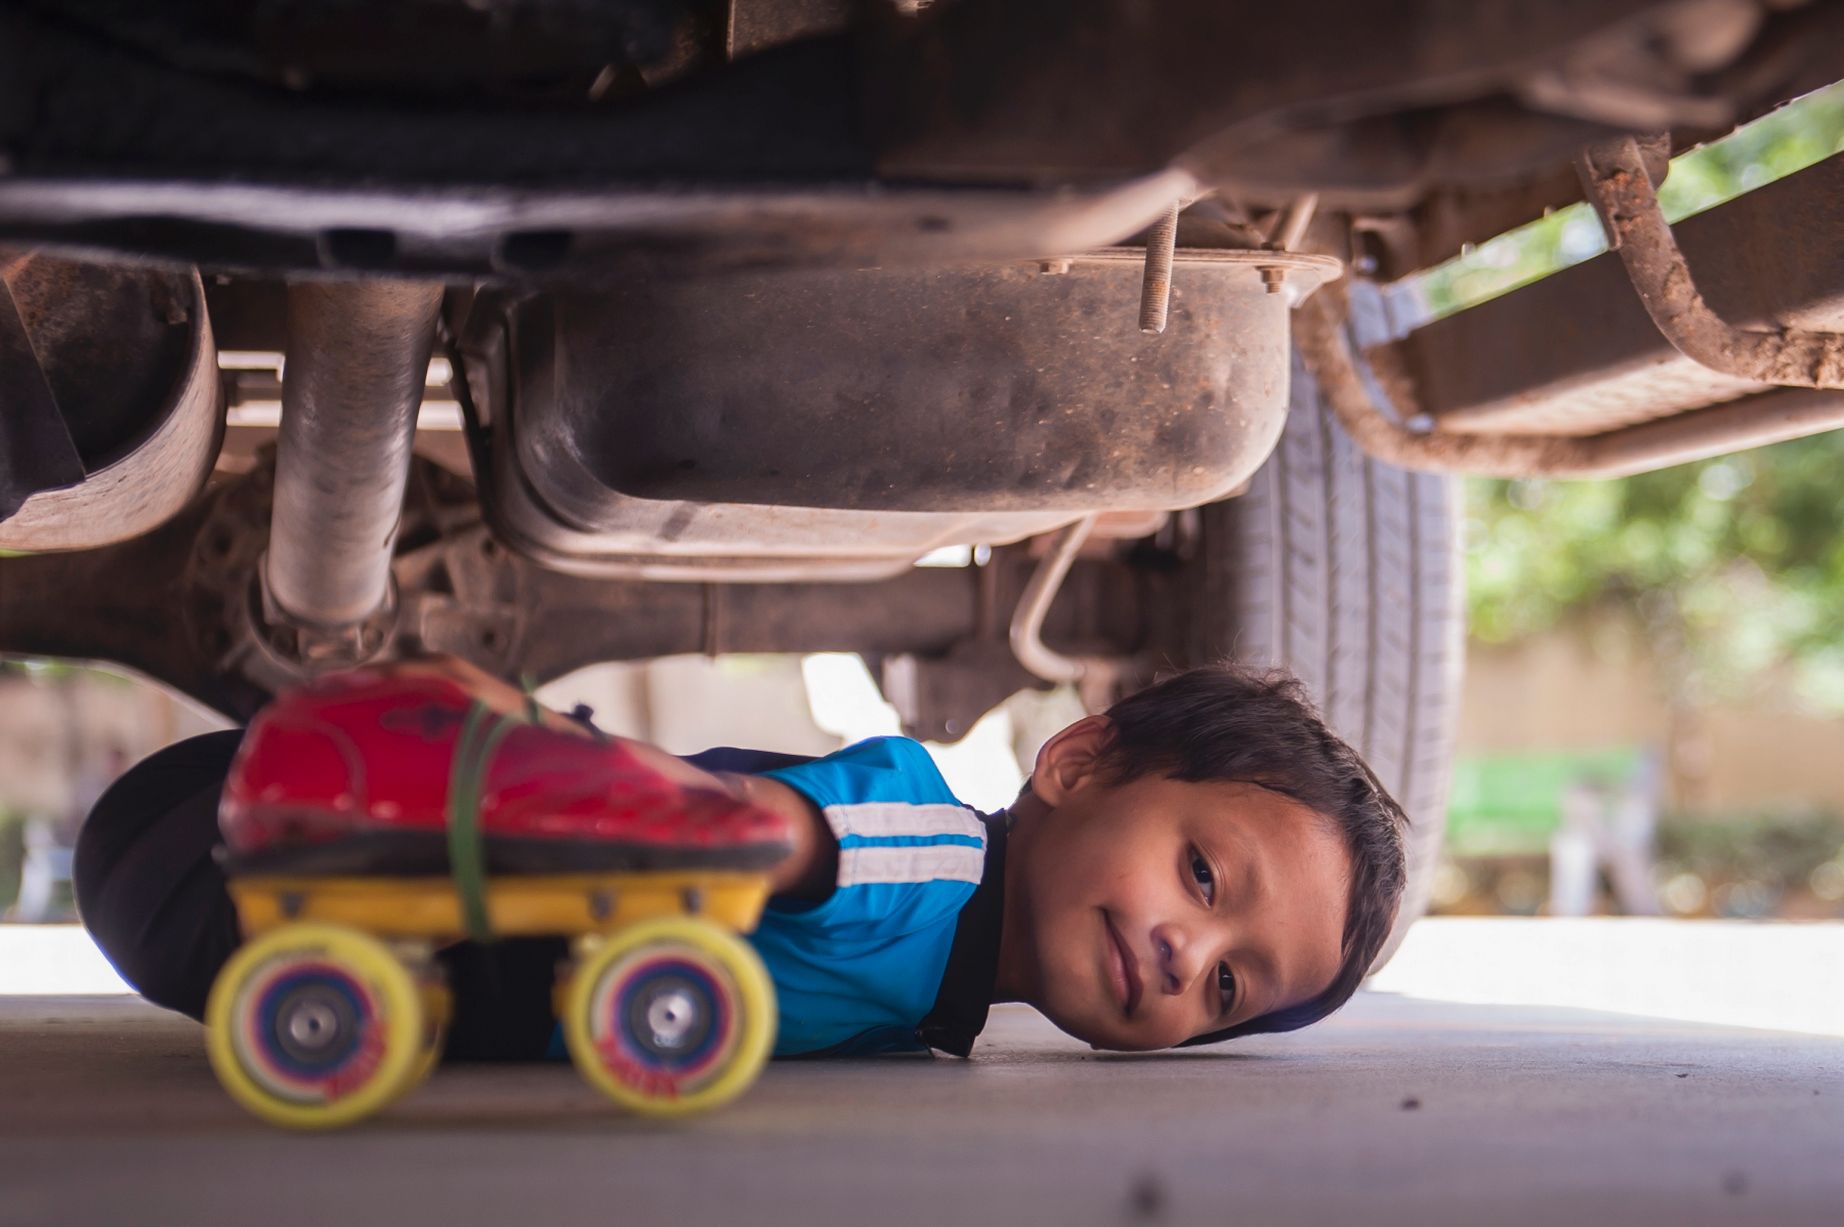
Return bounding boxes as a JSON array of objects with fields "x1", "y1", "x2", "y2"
[
  {"x1": 823, "y1": 801, "x2": 987, "y2": 844},
  {"x1": 836, "y1": 842, "x2": 987, "y2": 888}
]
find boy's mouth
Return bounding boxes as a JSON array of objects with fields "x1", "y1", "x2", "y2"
[{"x1": 1103, "y1": 909, "x2": 1143, "y2": 1019}]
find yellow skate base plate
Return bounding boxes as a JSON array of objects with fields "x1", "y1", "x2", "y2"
[{"x1": 230, "y1": 871, "x2": 771, "y2": 941}]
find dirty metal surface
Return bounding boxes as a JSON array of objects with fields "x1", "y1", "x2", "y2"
[
  {"x1": 30, "y1": 0, "x2": 731, "y2": 95},
  {"x1": 0, "y1": 265, "x2": 222, "y2": 550},
  {"x1": 726, "y1": 0, "x2": 849, "y2": 61},
  {"x1": 0, "y1": 253, "x2": 204, "y2": 525},
  {"x1": 874, "y1": 0, "x2": 1743, "y2": 187},
  {"x1": 509, "y1": 252, "x2": 1334, "y2": 523},
  {"x1": 1373, "y1": 0, "x2": 1844, "y2": 280},
  {"x1": 4, "y1": 2, "x2": 1830, "y2": 277},
  {"x1": 1, "y1": 254, "x2": 198, "y2": 467},
  {"x1": 0, "y1": 268, "x2": 82, "y2": 521}
]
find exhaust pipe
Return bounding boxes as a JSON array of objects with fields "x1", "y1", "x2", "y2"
[{"x1": 261, "y1": 280, "x2": 442, "y2": 664}]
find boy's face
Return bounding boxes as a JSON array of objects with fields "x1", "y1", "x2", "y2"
[{"x1": 998, "y1": 717, "x2": 1352, "y2": 1052}]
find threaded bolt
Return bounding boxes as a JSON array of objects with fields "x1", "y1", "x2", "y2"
[{"x1": 1138, "y1": 204, "x2": 1181, "y2": 334}]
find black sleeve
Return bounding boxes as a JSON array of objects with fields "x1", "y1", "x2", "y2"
[
  {"x1": 73, "y1": 729, "x2": 245, "y2": 1021},
  {"x1": 72, "y1": 727, "x2": 566, "y2": 1061}
]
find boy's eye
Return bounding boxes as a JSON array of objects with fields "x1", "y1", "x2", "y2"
[
  {"x1": 1216, "y1": 962, "x2": 1238, "y2": 1016},
  {"x1": 1189, "y1": 847, "x2": 1215, "y2": 904}
]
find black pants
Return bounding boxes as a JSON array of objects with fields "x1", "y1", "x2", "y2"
[{"x1": 73, "y1": 731, "x2": 564, "y2": 1060}]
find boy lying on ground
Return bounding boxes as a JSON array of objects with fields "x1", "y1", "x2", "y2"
[{"x1": 73, "y1": 657, "x2": 1407, "y2": 1059}]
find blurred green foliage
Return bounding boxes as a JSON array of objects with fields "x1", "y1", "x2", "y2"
[
  {"x1": 1431, "y1": 84, "x2": 1844, "y2": 713},
  {"x1": 1466, "y1": 431, "x2": 1844, "y2": 712},
  {"x1": 1655, "y1": 807, "x2": 1844, "y2": 896}
]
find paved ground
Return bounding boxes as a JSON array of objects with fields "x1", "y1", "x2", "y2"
[{"x1": 3, "y1": 963, "x2": 1840, "y2": 1227}]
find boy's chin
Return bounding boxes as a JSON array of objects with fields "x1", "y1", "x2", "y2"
[
  {"x1": 1037, "y1": 1002, "x2": 1154, "y2": 1053},
  {"x1": 1071, "y1": 1027, "x2": 1163, "y2": 1054}
]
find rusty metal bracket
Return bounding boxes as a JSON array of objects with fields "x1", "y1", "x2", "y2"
[
  {"x1": 1297, "y1": 125, "x2": 1844, "y2": 481},
  {"x1": 1297, "y1": 292, "x2": 1593, "y2": 478},
  {"x1": 1577, "y1": 134, "x2": 1844, "y2": 389},
  {"x1": 1297, "y1": 287, "x2": 1844, "y2": 480}
]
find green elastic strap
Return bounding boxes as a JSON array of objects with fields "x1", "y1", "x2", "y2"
[{"x1": 446, "y1": 700, "x2": 520, "y2": 943}]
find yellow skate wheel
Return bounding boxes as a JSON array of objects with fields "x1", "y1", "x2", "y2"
[
  {"x1": 401, "y1": 980, "x2": 452, "y2": 1093},
  {"x1": 403, "y1": 1024, "x2": 445, "y2": 1093},
  {"x1": 562, "y1": 917, "x2": 775, "y2": 1117},
  {"x1": 205, "y1": 923, "x2": 425, "y2": 1129}
]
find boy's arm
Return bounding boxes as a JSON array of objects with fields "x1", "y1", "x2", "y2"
[
  {"x1": 725, "y1": 771, "x2": 839, "y2": 902},
  {"x1": 604, "y1": 736, "x2": 838, "y2": 903}
]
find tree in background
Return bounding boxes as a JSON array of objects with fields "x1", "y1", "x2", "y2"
[{"x1": 1467, "y1": 434, "x2": 1844, "y2": 716}]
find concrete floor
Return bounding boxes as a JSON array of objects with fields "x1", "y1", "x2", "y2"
[{"x1": 2, "y1": 982, "x2": 1840, "y2": 1227}]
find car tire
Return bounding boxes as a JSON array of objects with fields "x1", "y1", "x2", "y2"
[{"x1": 1189, "y1": 328, "x2": 1464, "y2": 971}]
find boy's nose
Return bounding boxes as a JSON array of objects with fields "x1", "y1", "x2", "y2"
[{"x1": 1152, "y1": 924, "x2": 1206, "y2": 996}]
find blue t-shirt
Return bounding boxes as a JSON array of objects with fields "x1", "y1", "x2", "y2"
[
  {"x1": 752, "y1": 736, "x2": 991, "y2": 1056},
  {"x1": 546, "y1": 736, "x2": 1006, "y2": 1061}
]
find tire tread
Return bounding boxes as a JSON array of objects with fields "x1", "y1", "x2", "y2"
[{"x1": 1209, "y1": 324, "x2": 1462, "y2": 971}]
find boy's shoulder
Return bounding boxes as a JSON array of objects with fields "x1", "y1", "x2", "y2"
[
  {"x1": 760, "y1": 735, "x2": 964, "y2": 812},
  {"x1": 756, "y1": 735, "x2": 992, "y2": 918},
  {"x1": 684, "y1": 735, "x2": 990, "y2": 898}
]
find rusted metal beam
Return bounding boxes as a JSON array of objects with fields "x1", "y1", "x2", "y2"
[
  {"x1": 1297, "y1": 289, "x2": 1844, "y2": 480},
  {"x1": 1389, "y1": 150, "x2": 1844, "y2": 437}
]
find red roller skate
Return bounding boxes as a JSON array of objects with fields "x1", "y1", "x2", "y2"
[
  {"x1": 204, "y1": 656, "x2": 789, "y2": 1129},
  {"x1": 220, "y1": 656, "x2": 793, "y2": 875}
]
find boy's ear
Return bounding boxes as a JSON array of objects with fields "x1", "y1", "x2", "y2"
[{"x1": 1029, "y1": 714, "x2": 1114, "y2": 806}]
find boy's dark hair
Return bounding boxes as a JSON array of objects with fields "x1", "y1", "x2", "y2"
[{"x1": 1092, "y1": 662, "x2": 1409, "y2": 1046}]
